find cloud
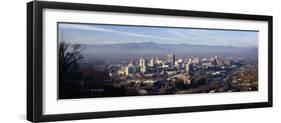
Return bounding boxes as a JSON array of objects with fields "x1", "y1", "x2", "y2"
[
  {"x1": 60, "y1": 23, "x2": 116, "y2": 32},
  {"x1": 59, "y1": 23, "x2": 177, "y2": 42},
  {"x1": 59, "y1": 23, "x2": 258, "y2": 47},
  {"x1": 166, "y1": 30, "x2": 187, "y2": 38}
]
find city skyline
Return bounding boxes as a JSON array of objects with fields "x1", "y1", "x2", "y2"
[
  {"x1": 58, "y1": 22, "x2": 259, "y2": 99},
  {"x1": 58, "y1": 23, "x2": 258, "y2": 48}
]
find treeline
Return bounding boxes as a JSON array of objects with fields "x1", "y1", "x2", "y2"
[{"x1": 58, "y1": 41, "x2": 127, "y2": 99}]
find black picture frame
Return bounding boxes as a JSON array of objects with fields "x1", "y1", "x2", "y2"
[{"x1": 27, "y1": 1, "x2": 273, "y2": 122}]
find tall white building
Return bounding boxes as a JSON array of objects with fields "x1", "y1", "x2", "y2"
[
  {"x1": 184, "y1": 62, "x2": 191, "y2": 74},
  {"x1": 167, "y1": 54, "x2": 175, "y2": 65},
  {"x1": 155, "y1": 57, "x2": 162, "y2": 64},
  {"x1": 148, "y1": 58, "x2": 154, "y2": 67},
  {"x1": 139, "y1": 57, "x2": 146, "y2": 73}
]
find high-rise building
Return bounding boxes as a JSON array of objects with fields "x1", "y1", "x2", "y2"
[
  {"x1": 184, "y1": 62, "x2": 191, "y2": 74},
  {"x1": 156, "y1": 57, "x2": 162, "y2": 64},
  {"x1": 125, "y1": 60, "x2": 134, "y2": 76},
  {"x1": 125, "y1": 66, "x2": 130, "y2": 76},
  {"x1": 139, "y1": 57, "x2": 146, "y2": 73},
  {"x1": 167, "y1": 54, "x2": 175, "y2": 65},
  {"x1": 148, "y1": 58, "x2": 154, "y2": 67},
  {"x1": 212, "y1": 56, "x2": 221, "y2": 65},
  {"x1": 188, "y1": 58, "x2": 192, "y2": 63},
  {"x1": 214, "y1": 56, "x2": 221, "y2": 65}
]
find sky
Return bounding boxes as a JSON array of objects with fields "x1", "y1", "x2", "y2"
[{"x1": 58, "y1": 23, "x2": 258, "y2": 48}]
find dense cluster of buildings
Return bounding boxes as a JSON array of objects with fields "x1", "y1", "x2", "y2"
[
  {"x1": 114, "y1": 54, "x2": 227, "y2": 78},
  {"x1": 104, "y1": 53, "x2": 258, "y2": 95}
]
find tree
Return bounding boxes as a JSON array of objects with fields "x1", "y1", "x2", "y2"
[
  {"x1": 59, "y1": 41, "x2": 83, "y2": 80},
  {"x1": 58, "y1": 35, "x2": 84, "y2": 98}
]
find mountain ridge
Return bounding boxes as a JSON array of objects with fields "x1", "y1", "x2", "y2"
[{"x1": 81, "y1": 41, "x2": 258, "y2": 59}]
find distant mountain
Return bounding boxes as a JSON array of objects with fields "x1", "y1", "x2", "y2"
[{"x1": 82, "y1": 42, "x2": 258, "y2": 59}]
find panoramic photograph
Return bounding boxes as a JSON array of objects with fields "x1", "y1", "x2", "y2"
[{"x1": 58, "y1": 22, "x2": 259, "y2": 99}]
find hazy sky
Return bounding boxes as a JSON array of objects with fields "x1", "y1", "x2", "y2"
[{"x1": 58, "y1": 23, "x2": 258, "y2": 48}]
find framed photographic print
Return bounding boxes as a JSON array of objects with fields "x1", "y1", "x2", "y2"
[{"x1": 27, "y1": 1, "x2": 273, "y2": 122}]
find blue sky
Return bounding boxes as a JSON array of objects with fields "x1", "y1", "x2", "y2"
[{"x1": 58, "y1": 23, "x2": 258, "y2": 48}]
